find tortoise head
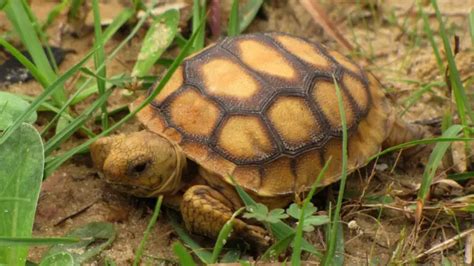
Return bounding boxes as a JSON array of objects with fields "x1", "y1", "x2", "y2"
[{"x1": 90, "y1": 130, "x2": 186, "y2": 197}]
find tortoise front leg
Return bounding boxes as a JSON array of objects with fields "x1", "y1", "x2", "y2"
[{"x1": 180, "y1": 185, "x2": 271, "y2": 248}]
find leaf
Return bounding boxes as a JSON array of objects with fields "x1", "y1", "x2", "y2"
[
  {"x1": 41, "y1": 222, "x2": 116, "y2": 265},
  {"x1": 302, "y1": 216, "x2": 330, "y2": 232},
  {"x1": 267, "y1": 208, "x2": 289, "y2": 223},
  {"x1": 0, "y1": 92, "x2": 37, "y2": 130},
  {"x1": 132, "y1": 9, "x2": 179, "y2": 77},
  {"x1": 39, "y1": 252, "x2": 74, "y2": 266},
  {"x1": 287, "y1": 203, "x2": 318, "y2": 220},
  {"x1": 243, "y1": 203, "x2": 268, "y2": 220},
  {"x1": 0, "y1": 123, "x2": 44, "y2": 265},
  {"x1": 230, "y1": 175, "x2": 322, "y2": 257},
  {"x1": 287, "y1": 203, "x2": 328, "y2": 232},
  {"x1": 243, "y1": 203, "x2": 288, "y2": 224}
]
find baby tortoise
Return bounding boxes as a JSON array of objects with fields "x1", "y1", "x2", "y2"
[{"x1": 90, "y1": 32, "x2": 425, "y2": 247}]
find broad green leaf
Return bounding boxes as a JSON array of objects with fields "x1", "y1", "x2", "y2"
[
  {"x1": 0, "y1": 92, "x2": 37, "y2": 130},
  {"x1": 132, "y1": 9, "x2": 179, "y2": 77},
  {"x1": 39, "y1": 252, "x2": 74, "y2": 266},
  {"x1": 41, "y1": 222, "x2": 116, "y2": 265},
  {"x1": 0, "y1": 123, "x2": 44, "y2": 265}
]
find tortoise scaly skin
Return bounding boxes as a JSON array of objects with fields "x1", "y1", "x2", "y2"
[{"x1": 90, "y1": 33, "x2": 425, "y2": 247}]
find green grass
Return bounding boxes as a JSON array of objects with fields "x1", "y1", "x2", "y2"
[
  {"x1": 322, "y1": 75, "x2": 349, "y2": 266},
  {"x1": 92, "y1": 0, "x2": 109, "y2": 130},
  {"x1": 133, "y1": 196, "x2": 163, "y2": 266}
]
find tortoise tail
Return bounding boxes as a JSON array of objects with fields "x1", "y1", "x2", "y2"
[{"x1": 383, "y1": 118, "x2": 427, "y2": 149}]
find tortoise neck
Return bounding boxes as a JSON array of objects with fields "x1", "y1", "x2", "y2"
[{"x1": 147, "y1": 130, "x2": 187, "y2": 197}]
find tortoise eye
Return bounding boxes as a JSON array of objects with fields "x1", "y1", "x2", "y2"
[{"x1": 130, "y1": 161, "x2": 149, "y2": 176}]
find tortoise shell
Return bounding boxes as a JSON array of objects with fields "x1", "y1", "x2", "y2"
[{"x1": 134, "y1": 32, "x2": 391, "y2": 197}]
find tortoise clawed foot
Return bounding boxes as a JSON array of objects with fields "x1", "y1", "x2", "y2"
[{"x1": 181, "y1": 185, "x2": 271, "y2": 248}]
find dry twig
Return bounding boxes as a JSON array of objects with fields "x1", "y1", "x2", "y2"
[{"x1": 299, "y1": 0, "x2": 354, "y2": 52}]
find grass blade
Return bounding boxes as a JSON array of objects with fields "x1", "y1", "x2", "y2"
[
  {"x1": 4, "y1": 0, "x2": 63, "y2": 104},
  {"x1": 430, "y1": 0, "x2": 474, "y2": 124},
  {"x1": 173, "y1": 242, "x2": 197, "y2": 266},
  {"x1": 92, "y1": 0, "x2": 108, "y2": 129},
  {"x1": 0, "y1": 48, "x2": 96, "y2": 146},
  {"x1": 191, "y1": 0, "x2": 206, "y2": 53},
  {"x1": 0, "y1": 38, "x2": 49, "y2": 87},
  {"x1": 44, "y1": 90, "x2": 112, "y2": 155},
  {"x1": 368, "y1": 136, "x2": 474, "y2": 162},
  {"x1": 261, "y1": 233, "x2": 294, "y2": 261},
  {"x1": 417, "y1": 1, "x2": 444, "y2": 75},
  {"x1": 0, "y1": 237, "x2": 79, "y2": 246},
  {"x1": 102, "y1": 8, "x2": 134, "y2": 42},
  {"x1": 168, "y1": 213, "x2": 212, "y2": 264},
  {"x1": 291, "y1": 158, "x2": 332, "y2": 266},
  {"x1": 469, "y1": 9, "x2": 474, "y2": 47},
  {"x1": 238, "y1": 0, "x2": 263, "y2": 33},
  {"x1": 227, "y1": 0, "x2": 239, "y2": 36},
  {"x1": 323, "y1": 76, "x2": 348, "y2": 265},
  {"x1": 211, "y1": 207, "x2": 245, "y2": 263},
  {"x1": 416, "y1": 125, "x2": 464, "y2": 221},
  {"x1": 133, "y1": 196, "x2": 163, "y2": 266}
]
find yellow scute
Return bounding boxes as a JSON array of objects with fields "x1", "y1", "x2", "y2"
[
  {"x1": 267, "y1": 96, "x2": 320, "y2": 145},
  {"x1": 328, "y1": 50, "x2": 360, "y2": 74},
  {"x1": 238, "y1": 39, "x2": 296, "y2": 79},
  {"x1": 169, "y1": 88, "x2": 220, "y2": 136},
  {"x1": 201, "y1": 58, "x2": 259, "y2": 98},
  {"x1": 260, "y1": 157, "x2": 295, "y2": 195},
  {"x1": 343, "y1": 74, "x2": 368, "y2": 111},
  {"x1": 218, "y1": 116, "x2": 275, "y2": 160},
  {"x1": 312, "y1": 81, "x2": 355, "y2": 129},
  {"x1": 275, "y1": 35, "x2": 330, "y2": 69},
  {"x1": 294, "y1": 150, "x2": 323, "y2": 191},
  {"x1": 155, "y1": 66, "x2": 183, "y2": 103}
]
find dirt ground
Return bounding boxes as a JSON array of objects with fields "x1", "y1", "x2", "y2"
[{"x1": 1, "y1": 0, "x2": 473, "y2": 265}]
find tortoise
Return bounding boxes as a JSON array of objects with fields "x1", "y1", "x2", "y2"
[{"x1": 90, "y1": 32, "x2": 425, "y2": 247}]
